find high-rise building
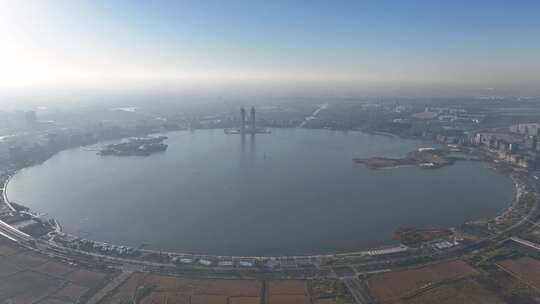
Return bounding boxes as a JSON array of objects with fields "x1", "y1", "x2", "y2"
[
  {"x1": 240, "y1": 107, "x2": 246, "y2": 133},
  {"x1": 250, "y1": 107, "x2": 256, "y2": 130}
]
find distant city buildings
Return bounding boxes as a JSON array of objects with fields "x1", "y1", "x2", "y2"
[
  {"x1": 511, "y1": 123, "x2": 540, "y2": 136},
  {"x1": 224, "y1": 107, "x2": 270, "y2": 135},
  {"x1": 470, "y1": 125, "x2": 540, "y2": 168}
]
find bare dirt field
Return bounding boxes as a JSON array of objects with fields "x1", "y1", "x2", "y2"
[
  {"x1": 0, "y1": 240, "x2": 111, "y2": 303},
  {"x1": 229, "y1": 296, "x2": 261, "y2": 304},
  {"x1": 0, "y1": 270, "x2": 65, "y2": 303},
  {"x1": 367, "y1": 260, "x2": 479, "y2": 303},
  {"x1": 32, "y1": 260, "x2": 76, "y2": 276},
  {"x1": 313, "y1": 299, "x2": 349, "y2": 304},
  {"x1": 392, "y1": 277, "x2": 506, "y2": 304},
  {"x1": 0, "y1": 243, "x2": 21, "y2": 256},
  {"x1": 100, "y1": 273, "x2": 262, "y2": 304},
  {"x1": 0, "y1": 260, "x2": 23, "y2": 278},
  {"x1": 268, "y1": 280, "x2": 307, "y2": 295},
  {"x1": 101, "y1": 273, "x2": 350, "y2": 304},
  {"x1": 200, "y1": 279, "x2": 260, "y2": 296},
  {"x1": 8, "y1": 251, "x2": 50, "y2": 268},
  {"x1": 497, "y1": 257, "x2": 540, "y2": 291},
  {"x1": 190, "y1": 294, "x2": 228, "y2": 304},
  {"x1": 266, "y1": 280, "x2": 311, "y2": 304},
  {"x1": 139, "y1": 292, "x2": 190, "y2": 304},
  {"x1": 49, "y1": 283, "x2": 90, "y2": 303},
  {"x1": 66, "y1": 269, "x2": 107, "y2": 289},
  {"x1": 267, "y1": 294, "x2": 311, "y2": 304}
]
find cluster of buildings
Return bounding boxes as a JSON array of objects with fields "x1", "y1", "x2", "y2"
[
  {"x1": 172, "y1": 255, "x2": 306, "y2": 269},
  {"x1": 225, "y1": 107, "x2": 270, "y2": 134},
  {"x1": 0, "y1": 112, "x2": 181, "y2": 173},
  {"x1": 172, "y1": 256, "x2": 255, "y2": 267},
  {"x1": 411, "y1": 106, "x2": 483, "y2": 124},
  {"x1": 471, "y1": 123, "x2": 540, "y2": 168},
  {"x1": 53, "y1": 233, "x2": 142, "y2": 257},
  {"x1": 83, "y1": 240, "x2": 137, "y2": 256}
]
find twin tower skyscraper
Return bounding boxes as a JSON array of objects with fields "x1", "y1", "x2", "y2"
[
  {"x1": 224, "y1": 106, "x2": 269, "y2": 135},
  {"x1": 240, "y1": 107, "x2": 256, "y2": 134}
]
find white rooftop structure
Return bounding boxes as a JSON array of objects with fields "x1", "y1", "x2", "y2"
[
  {"x1": 366, "y1": 244, "x2": 409, "y2": 256},
  {"x1": 199, "y1": 259, "x2": 212, "y2": 266}
]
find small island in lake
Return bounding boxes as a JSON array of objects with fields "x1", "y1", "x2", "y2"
[
  {"x1": 353, "y1": 147, "x2": 455, "y2": 169},
  {"x1": 99, "y1": 136, "x2": 168, "y2": 156}
]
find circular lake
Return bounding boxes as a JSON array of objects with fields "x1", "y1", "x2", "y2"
[{"x1": 7, "y1": 129, "x2": 513, "y2": 256}]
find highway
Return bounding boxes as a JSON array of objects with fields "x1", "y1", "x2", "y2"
[
  {"x1": 2, "y1": 175, "x2": 16, "y2": 212},
  {"x1": 299, "y1": 103, "x2": 328, "y2": 127},
  {"x1": 510, "y1": 237, "x2": 540, "y2": 252},
  {"x1": 343, "y1": 278, "x2": 374, "y2": 304}
]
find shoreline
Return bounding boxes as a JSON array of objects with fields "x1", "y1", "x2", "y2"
[
  {"x1": 3, "y1": 130, "x2": 518, "y2": 259},
  {"x1": 0, "y1": 131, "x2": 536, "y2": 271}
]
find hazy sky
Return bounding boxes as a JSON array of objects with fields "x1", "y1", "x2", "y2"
[{"x1": 1, "y1": 0, "x2": 539, "y2": 91}]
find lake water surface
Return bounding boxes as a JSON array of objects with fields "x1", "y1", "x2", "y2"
[{"x1": 7, "y1": 129, "x2": 513, "y2": 255}]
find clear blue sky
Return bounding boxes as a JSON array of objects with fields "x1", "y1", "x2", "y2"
[{"x1": 1, "y1": 0, "x2": 539, "y2": 91}]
